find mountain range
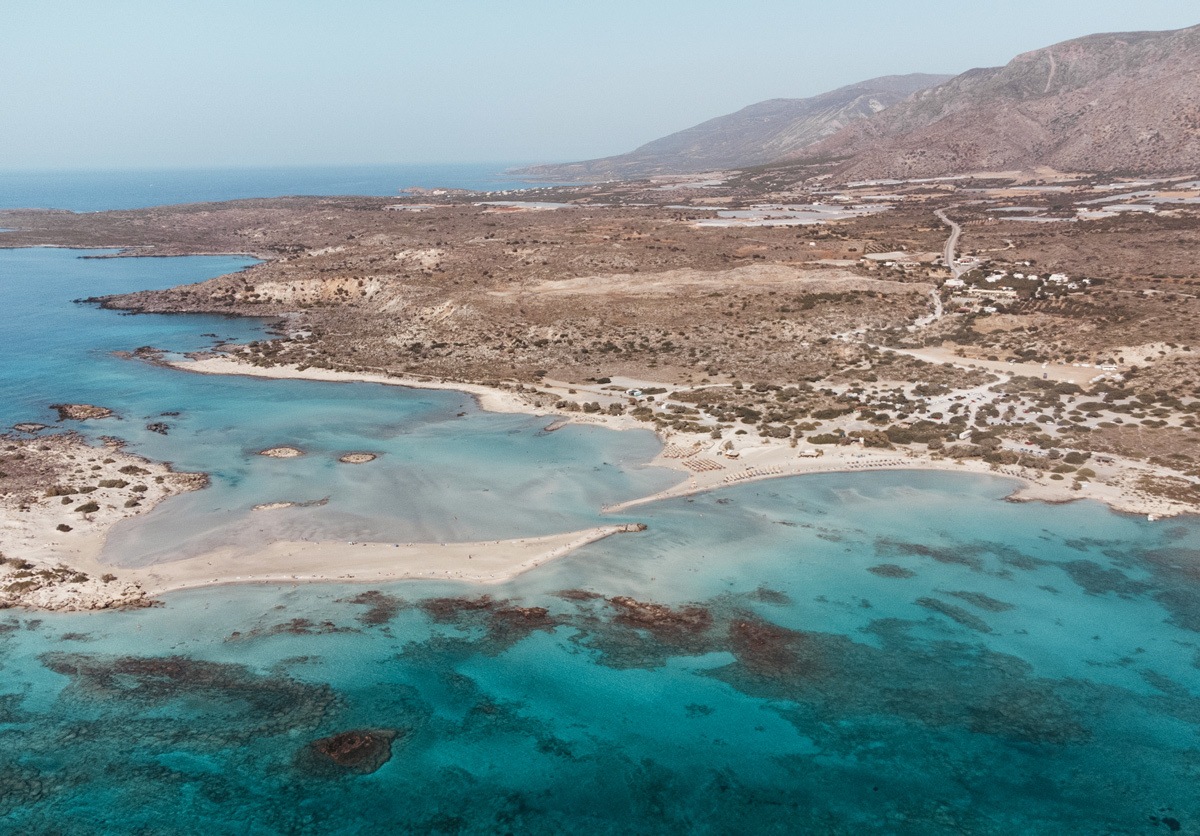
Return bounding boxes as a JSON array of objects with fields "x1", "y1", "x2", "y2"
[
  {"x1": 515, "y1": 74, "x2": 951, "y2": 181},
  {"x1": 517, "y1": 23, "x2": 1200, "y2": 182}
]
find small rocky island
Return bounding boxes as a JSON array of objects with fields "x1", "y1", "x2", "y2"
[{"x1": 258, "y1": 446, "x2": 304, "y2": 458}]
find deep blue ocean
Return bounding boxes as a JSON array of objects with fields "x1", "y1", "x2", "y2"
[
  {"x1": 0, "y1": 170, "x2": 1198, "y2": 833},
  {"x1": 0, "y1": 163, "x2": 540, "y2": 211}
]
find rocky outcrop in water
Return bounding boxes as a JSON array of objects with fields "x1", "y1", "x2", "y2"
[
  {"x1": 49, "y1": 404, "x2": 113, "y2": 422},
  {"x1": 305, "y1": 729, "x2": 399, "y2": 775},
  {"x1": 258, "y1": 446, "x2": 304, "y2": 458},
  {"x1": 11, "y1": 423, "x2": 47, "y2": 434}
]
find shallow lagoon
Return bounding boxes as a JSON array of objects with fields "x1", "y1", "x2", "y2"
[
  {"x1": 1, "y1": 248, "x2": 1199, "y2": 832},
  {"x1": 0, "y1": 248, "x2": 675, "y2": 564}
]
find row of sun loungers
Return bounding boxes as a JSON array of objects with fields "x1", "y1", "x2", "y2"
[
  {"x1": 682, "y1": 457, "x2": 725, "y2": 472},
  {"x1": 663, "y1": 443, "x2": 703, "y2": 459},
  {"x1": 722, "y1": 465, "x2": 784, "y2": 483}
]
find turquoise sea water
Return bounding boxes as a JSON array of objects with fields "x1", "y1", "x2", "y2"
[{"x1": 2, "y1": 228, "x2": 1200, "y2": 829}]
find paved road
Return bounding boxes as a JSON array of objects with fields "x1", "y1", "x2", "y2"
[{"x1": 935, "y1": 207, "x2": 966, "y2": 278}]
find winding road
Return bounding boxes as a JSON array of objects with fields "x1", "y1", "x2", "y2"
[{"x1": 935, "y1": 207, "x2": 967, "y2": 278}]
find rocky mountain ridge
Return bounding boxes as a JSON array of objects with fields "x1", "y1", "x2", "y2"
[
  {"x1": 520, "y1": 23, "x2": 1200, "y2": 182},
  {"x1": 803, "y1": 23, "x2": 1200, "y2": 178},
  {"x1": 514, "y1": 74, "x2": 952, "y2": 181}
]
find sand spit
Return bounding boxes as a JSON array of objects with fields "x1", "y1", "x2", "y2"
[
  {"x1": 135, "y1": 524, "x2": 647, "y2": 596},
  {"x1": 608, "y1": 436, "x2": 1197, "y2": 521},
  {"x1": 169, "y1": 356, "x2": 546, "y2": 415},
  {"x1": 0, "y1": 431, "x2": 647, "y2": 610},
  {"x1": 8, "y1": 355, "x2": 1185, "y2": 613}
]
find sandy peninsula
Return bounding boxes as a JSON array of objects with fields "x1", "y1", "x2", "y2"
[
  {"x1": 1, "y1": 438, "x2": 644, "y2": 610},
  {"x1": 0, "y1": 428, "x2": 650, "y2": 611},
  {"x1": 130, "y1": 524, "x2": 644, "y2": 596}
]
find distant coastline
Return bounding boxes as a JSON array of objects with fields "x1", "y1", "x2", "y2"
[{"x1": 0, "y1": 163, "x2": 542, "y2": 212}]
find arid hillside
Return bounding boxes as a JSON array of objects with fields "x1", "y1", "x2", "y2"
[
  {"x1": 804, "y1": 23, "x2": 1200, "y2": 177},
  {"x1": 515, "y1": 74, "x2": 952, "y2": 181},
  {"x1": 1, "y1": 199, "x2": 930, "y2": 384}
]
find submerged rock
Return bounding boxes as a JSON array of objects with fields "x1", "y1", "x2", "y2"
[
  {"x1": 306, "y1": 729, "x2": 399, "y2": 775},
  {"x1": 916, "y1": 597, "x2": 992, "y2": 633},
  {"x1": 609, "y1": 596, "x2": 711, "y2": 635},
  {"x1": 340, "y1": 590, "x2": 406, "y2": 626},
  {"x1": 867, "y1": 563, "x2": 916, "y2": 579},
  {"x1": 747, "y1": 586, "x2": 792, "y2": 605},
  {"x1": 556, "y1": 589, "x2": 603, "y2": 601},
  {"x1": 49, "y1": 404, "x2": 114, "y2": 422},
  {"x1": 420, "y1": 595, "x2": 499, "y2": 622},
  {"x1": 11, "y1": 423, "x2": 47, "y2": 434}
]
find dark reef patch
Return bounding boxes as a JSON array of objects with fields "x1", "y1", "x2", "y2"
[
  {"x1": 916, "y1": 597, "x2": 993, "y2": 633},
  {"x1": 941, "y1": 590, "x2": 1016, "y2": 612},
  {"x1": 875, "y1": 537, "x2": 985, "y2": 571},
  {"x1": 747, "y1": 586, "x2": 792, "y2": 605},
  {"x1": 226, "y1": 618, "x2": 358, "y2": 641},
  {"x1": 555, "y1": 588, "x2": 603, "y2": 602},
  {"x1": 1060, "y1": 560, "x2": 1151, "y2": 598},
  {"x1": 608, "y1": 596, "x2": 712, "y2": 639},
  {"x1": 39, "y1": 652, "x2": 335, "y2": 739},
  {"x1": 727, "y1": 618, "x2": 823, "y2": 681},
  {"x1": 421, "y1": 594, "x2": 501, "y2": 623},
  {"x1": 868, "y1": 563, "x2": 916, "y2": 579},
  {"x1": 302, "y1": 729, "x2": 400, "y2": 776},
  {"x1": 340, "y1": 590, "x2": 406, "y2": 626}
]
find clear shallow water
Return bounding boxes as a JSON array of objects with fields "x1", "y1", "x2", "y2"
[
  {"x1": 0, "y1": 248, "x2": 672, "y2": 563},
  {"x1": 0, "y1": 163, "x2": 543, "y2": 211},
  {"x1": 1, "y1": 243, "x2": 1199, "y2": 831},
  {"x1": 2, "y1": 474, "x2": 1199, "y2": 833}
]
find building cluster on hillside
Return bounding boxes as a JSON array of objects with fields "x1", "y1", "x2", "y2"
[{"x1": 941, "y1": 264, "x2": 1093, "y2": 313}]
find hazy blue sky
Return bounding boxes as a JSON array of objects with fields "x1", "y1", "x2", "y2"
[{"x1": 3, "y1": 0, "x2": 1196, "y2": 170}]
